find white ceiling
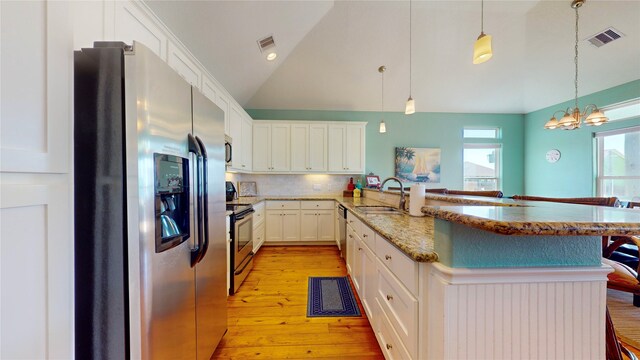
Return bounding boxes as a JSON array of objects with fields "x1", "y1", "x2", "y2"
[{"x1": 146, "y1": 0, "x2": 640, "y2": 114}]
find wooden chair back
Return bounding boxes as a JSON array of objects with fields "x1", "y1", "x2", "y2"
[
  {"x1": 446, "y1": 190, "x2": 504, "y2": 198},
  {"x1": 511, "y1": 195, "x2": 620, "y2": 207},
  {"x1": 425, "y1": 188, "x2": 448, "y2": 194}
]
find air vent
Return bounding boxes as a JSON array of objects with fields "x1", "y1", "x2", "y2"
[
  {"x1": 586, "y1": 27, "x2": 624, "y2": 47},
  {"x1": 257, "y1": 35, "x2": 276, "y2": 53}
]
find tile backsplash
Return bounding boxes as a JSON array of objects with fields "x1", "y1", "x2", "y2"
[{"x1": 225, "y1": 173, "x2": 361, "y2": 196}]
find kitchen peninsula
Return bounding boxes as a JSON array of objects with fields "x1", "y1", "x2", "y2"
[{"x1": 229, "y1": 191, "x2": 640, "y2": 359}]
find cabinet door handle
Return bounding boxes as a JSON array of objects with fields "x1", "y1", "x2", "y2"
[
  {"x1": 348, "y1": 234, "x2": 353, "y2": 238},
  {"x1": 358, "y1": 247, "x2": 362, "y2": 251},
  {"x1": 385, "y1": 255, "x2": 391, "y2": 260},
  {"x1": 363, "y1": 234, "x2": 368, "y2": 238},
  {"x1": 386, "y1": 344, "x2": 393, "y2": 350},
  {"x1": 386, "y1": 294, "x2": 393, "y2": 301}
]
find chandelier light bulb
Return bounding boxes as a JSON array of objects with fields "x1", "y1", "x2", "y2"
[{"x1": 405, "y1": 97, "x2": 415, "y2": 115}]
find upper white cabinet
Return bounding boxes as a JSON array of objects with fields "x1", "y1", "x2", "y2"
[
  {"x1": 229, "y1": 105, "x2": 252, "y2": 172},
  {"x1": 1, "y1": 1, "x2": 71, "y2": 173},
  {"x1": 241, "y1": 116, "x2": 253, "y2": 172},
  {"x1": 328, "y1": 124, "x2": 365, "y2": 173},
  {"x1": 113, "y1": 1, "x2": 167, "y2": 60},
  {"x1": 167, "y1": 41, "x2": 201, "y2": 86},
  {"x1": 253, "y1": 121, "x2": 365, "y2": 174},
  {"x1": 252, "y1": 123, "x2": 291, "y2": 172},
  {"x1": 291, "y1": 124, "x2": 327, "y2": 172}
]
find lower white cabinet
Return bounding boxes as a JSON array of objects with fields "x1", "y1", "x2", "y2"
[
  {"x1": 265, "y1": 200, "x2": 335, "y2": 243},
  {"x1": 300, "y1": 210, "x2": 335, "y2": 241},
  {"x1": 253, "y1": 202, "x2": 265, "y2": 252},
  {"x1": 265, "y1": 210, "x2": 300, "y2": 242},
  {"x1": 346, "y1": 210, "x2": 418, "y2": 359}
]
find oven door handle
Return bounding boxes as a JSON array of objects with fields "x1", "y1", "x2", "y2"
[
  {"x1": 234, "y1": 252, "x2": 254, "y2": 275},
  {"x1": 234, "y1": 209, "x2": 255, "y2": 221}
]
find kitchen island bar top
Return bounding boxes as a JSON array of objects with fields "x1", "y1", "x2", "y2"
[
  {"x1": 228, "y1": 193, "x2": 640, "y2": 263},
  {"x1": 421, "y1": 194, "x2": 640, "y2": 236}
]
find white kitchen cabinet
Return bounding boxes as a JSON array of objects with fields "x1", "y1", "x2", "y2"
[
  {"x1": 167, "y1": 41, "x2": 201, "y2": 86},
  {"x1": 241, "y1": 116, "x2": 253, "y2": 172},
  {"x1": 300, "y1": 210, "x2": 335, "y2": 241},
  {"x1": 346, "y1": 224, "x2": 355, "y2": 275},
  {"x1": 1, "y1": 2, "x2": 73, "y2": 358},
  {"x1": 265, "y1": 201, "x2": 300, "y2": 242},
  {"x1": 252, "y1": 202, "x2": 265, "y2": 253},
  {"x1": 361, "y1": 241, "x2": 377, "y2": 321},
  {"x1": 252, "y1": 122, "x2": 290, "y2": 172},
  {"x1": 291, "y1": 124, "x2": 327, "y2": 172},
  {"x1": 328, "y1": 124, "x2": 366, "y2": 173},
  {"x1": 113, "y1": 1, "x2": 167, "y2": 61},
  {"x1": 201, "y1": 74, "x2": 231, "y2": 136},
  {"x1": 351, "y1": 228, "x2": 363, "y2": 294},
  {"x1": 216, "y1": 93, "x2": 231, "y2": 136},
  {"x1": 229, "y1": 105, "x2": 252, "y2": 172}
]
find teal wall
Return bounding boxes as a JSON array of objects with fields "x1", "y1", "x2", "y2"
[
  {"x1": 524, "y1": 80, "x2": 640, "y2": 197},
  {"x1": 247, "y1": 109, "x2": 525, "y2": 196}
]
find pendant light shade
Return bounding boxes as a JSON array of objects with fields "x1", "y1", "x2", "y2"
[
  {"x1": 473, "y1": 0, "x2": 492, "y2": 65},
  {"x1": 544, "y1": 116, "x2": 559, "y2": 130},
  {"x1": 473, "y1": 33, "x2": 493, "y2": 64},
  {"x1": 379, "y1": 120, "x2": 387, "y2": 133},
  {"x1": 405, "y1": 97, "x2": 415, "y2": 115},
  {"x1": 584, "y1": 109, "x2": 607, "y2": 126}
]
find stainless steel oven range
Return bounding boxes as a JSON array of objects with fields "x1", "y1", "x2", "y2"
[{"x1": 227, "y1": 203, "x2": 254, "y2": 294}]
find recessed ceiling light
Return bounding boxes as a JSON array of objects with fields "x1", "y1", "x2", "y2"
[
  {"x1": 266, "y1": 52, "x2": 277, "y2": 61},
  {"x1": 257, "y1": 35, "x2": 278, "y2": 62}
]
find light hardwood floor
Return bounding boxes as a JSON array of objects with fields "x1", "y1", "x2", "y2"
[{"x1": 212, "y1": 246, "x2": 384, "y2": 359}]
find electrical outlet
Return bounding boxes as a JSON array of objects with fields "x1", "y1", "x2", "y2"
[{"x1": 313, "y1": 184, "x2": 322, "y2": 191}]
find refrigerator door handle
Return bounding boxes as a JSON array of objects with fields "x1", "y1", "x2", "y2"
[
  {"x1": 188, "y1": 134, "x2": 204, "y2": 267},
  {"x1": 194, "y1": 136, "x2": 209, "y2": 264}
]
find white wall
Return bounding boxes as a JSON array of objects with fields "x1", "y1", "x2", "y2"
[{"x1": 1, "y1": 1, "x2": 252, "y2": 357}]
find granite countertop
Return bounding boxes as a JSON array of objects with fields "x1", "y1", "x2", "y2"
[
  {"x1": 228, "y1": 195, "x2": 437, "y2": 263},
  {"x1": 421, "y1": 195, "x2": 640, "y2": 236}
]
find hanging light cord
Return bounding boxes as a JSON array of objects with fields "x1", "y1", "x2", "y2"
[
  {"x1": 574, "y1": 5, "x2": 579, "y2": 111},
  {"x1": 381, "y1": 69, "x2": 385, "y2": 116},
  {"x1": 409, "y1": 0, "x2": 412, "y2": 97},
  {"x1": 481, "y1": 0, "x2": 484, "y2": 34}
]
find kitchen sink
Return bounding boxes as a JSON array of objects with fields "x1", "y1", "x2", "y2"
[{"x1": 355, "y1": 206, "x2": 403, "y2": 215}]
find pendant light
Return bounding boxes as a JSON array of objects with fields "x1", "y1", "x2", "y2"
[
  {"x1": 473, "y1": 0, "x2": 493, "y2": 64},
  {"x1": 405, "y1": 0, "x2": 416, "y2": 115},
  {"x1": 543, "y1": 0, "x2": 608, "y2": 130},
  {"x1": 379, "y1": 66, "x2": 387, "y2": 133}
]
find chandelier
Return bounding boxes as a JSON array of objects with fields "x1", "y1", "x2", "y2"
[{"x1": 544, "y1": 0, "x2": 608, "y2": 130}]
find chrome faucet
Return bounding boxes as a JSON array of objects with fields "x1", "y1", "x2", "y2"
[{"x1": 380, "y1": 177, "x2": 406, "y2": 211}]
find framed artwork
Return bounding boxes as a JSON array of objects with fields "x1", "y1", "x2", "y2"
[
  {"x1": 365, "y1": 175, "x2": 381, "y2": 189},
  {"x1": 395, "y1": 147, "x2": 441, "y2": 183}
]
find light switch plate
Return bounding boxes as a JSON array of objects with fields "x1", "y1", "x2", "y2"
[{"x1": 313, "y1": 184, "x2": 322, "y2": 191}]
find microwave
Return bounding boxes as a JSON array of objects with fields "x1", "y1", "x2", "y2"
[{"x1": 225, "y1": 135, "x2": 232, "y2": 168}]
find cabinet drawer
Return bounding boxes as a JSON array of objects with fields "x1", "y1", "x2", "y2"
[
  {"x1": 376, "y1": 259, "x2": 418, "y2": 358},
  {"x1": 300, "y1": 200, "x2": 334, "y2": 210},
  {"x1": 375, "y1": 298, "x2": 413, "y2": 360},
  {"x1": 375, "y1": 234, "x2": 418, "y2": 296},
  {"x1": 360, "y1": 224, "x2": 376, "y2": 250},
  {"x1": 346, "y1": 211, "x2": 362, "y2": 235},
  {"x1": 253, "y1": 201, "x2": 265, "y2": 227},
  {"x1": 266, "y1": 200, "x2": 300, "y2": 210}
]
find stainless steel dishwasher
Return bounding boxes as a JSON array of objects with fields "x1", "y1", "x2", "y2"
[{"x1": 338, "y1": 204, "x2": 347, "y2": 258}]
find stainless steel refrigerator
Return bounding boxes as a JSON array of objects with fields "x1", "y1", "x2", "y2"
[{"x1": 74, "y1": 42, "x2": 227, "y2": 359}]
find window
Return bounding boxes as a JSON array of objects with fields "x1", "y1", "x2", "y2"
[
  {"x1": 603, "y1": 99, "x2": 640, "y2": 123},
  {"x1": 463, "y1": 144, "x2": 501, "y2": 191},
  {"x1": 596, "y1": 126, "x2": 640, "y2": 201},
  {"x1": 463, "y1": 127, "x2": 500, "y2": 139}
]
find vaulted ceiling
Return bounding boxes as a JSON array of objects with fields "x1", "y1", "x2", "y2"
[{"x1": 146, "y1": 0, "x2": 640, "y2": 114}]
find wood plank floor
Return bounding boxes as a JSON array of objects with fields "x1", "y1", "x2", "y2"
[
  {"x1": 212, "y1": 245, "x2": 640, "y2": 359},
  {"x1": 212, "y1": 245, "x2": 384, "y2": 359}
]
